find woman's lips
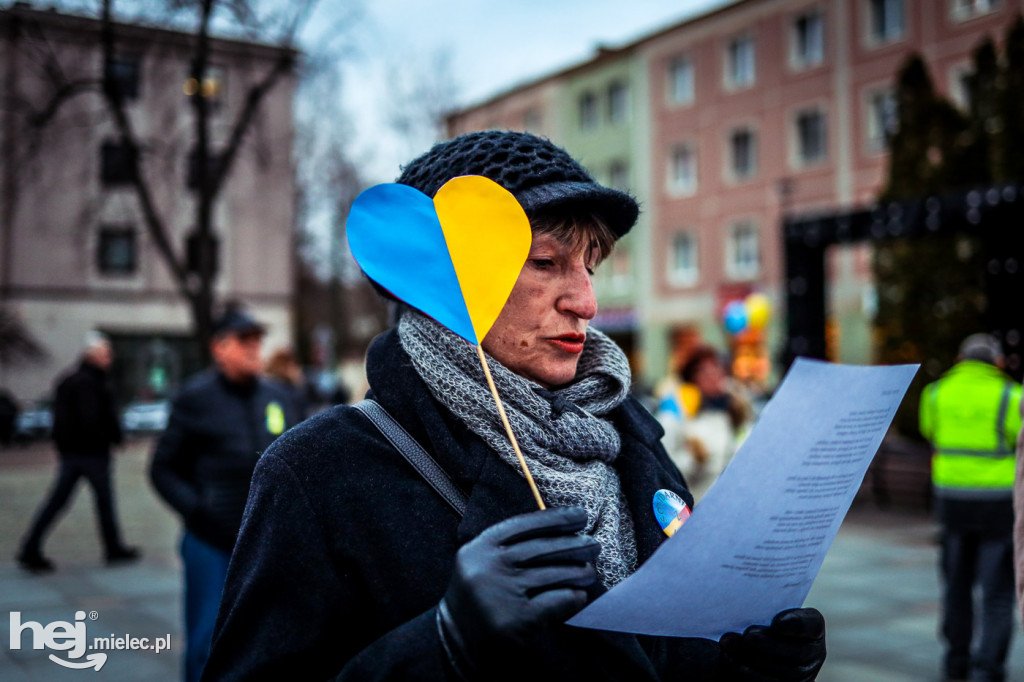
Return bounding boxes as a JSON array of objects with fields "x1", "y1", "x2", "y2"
[{"x1": 547, "y1": 334, "x2": 585, "y2": 354}]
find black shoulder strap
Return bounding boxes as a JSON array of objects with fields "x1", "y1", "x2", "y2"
[{"x1": 353, "y1": 399, "x2": 467, "y2": 517}]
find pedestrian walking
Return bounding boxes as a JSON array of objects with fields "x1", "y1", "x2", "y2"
[
  {"x1": 150, "y1": 305, "x2": 298, "y2": 682},
  {"x1": 920, "y1": 333, "x2": 1021, "y2": 682},
  {"x1": 202, "y1": 131, "x2": 826, "y2": 681},
  {"x1": 0, "y1": 388, "x2": 18, "y2": 446},
  {"x1": 16, "y1": 332, "x2": 139, "y2": 572}
]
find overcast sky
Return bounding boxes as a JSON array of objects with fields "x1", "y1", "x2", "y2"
[
  {"x1": 312, "y1": 0, "x2": 734, "y2": 182},
  {"x1": 360, "y1": 0, "x2": 733, "y2": 105}
]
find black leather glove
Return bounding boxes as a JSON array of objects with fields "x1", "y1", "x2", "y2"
[
  {"x1": 719, "y1": 608, "x2": 826, "y2": 681},
  {"x1": 437, "y1": 507, "x2": 600, "y2": 677}
]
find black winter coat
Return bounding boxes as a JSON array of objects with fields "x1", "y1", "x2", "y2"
[
  {"x1": 150, "y1": 370, "x2": 298, "y2": 553},
  {"x1": 203, "y1": 331, "x2": 722, "y2": 680},
  {"x1": 52, "y1": 361, "x2": 122, "y2": 457}
]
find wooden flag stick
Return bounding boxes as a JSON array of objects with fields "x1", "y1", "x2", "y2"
[{"x1": 476, "y1": 344, "x2": 546, "y2": 510}]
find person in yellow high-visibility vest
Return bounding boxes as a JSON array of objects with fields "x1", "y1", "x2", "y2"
[{"x1": 920, "y1": 334, "x2": 1022, "y2": 682}]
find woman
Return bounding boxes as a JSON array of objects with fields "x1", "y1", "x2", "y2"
[
  {"x1": 203, "y1": 131, "x2": 825, "y2": 681},
  {"x1": 657, "y1": 346, "x2": 752, "y2": 501},
  {"x1": 264, "y1": 347, "x2": 308, "y2": 421}
]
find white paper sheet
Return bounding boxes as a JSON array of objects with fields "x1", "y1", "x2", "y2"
[{"x1": 569, "y1": 358, "x2": 919, "y2": 639}]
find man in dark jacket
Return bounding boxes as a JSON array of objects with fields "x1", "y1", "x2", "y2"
[
  {"x1": 151, "y1": 305, "x2": 297, "y2": 682},
  {"x1": 17, "y1": 332, "x2": 139, "y2": 572}
]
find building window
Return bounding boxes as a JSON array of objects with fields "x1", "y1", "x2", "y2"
[
  {"x1": 105, "y1": 55, "x2": 141, "y2": 100},
  {"x1": 726, "y1": 35, "x2": 756, "y2": 89},
  {"x1": 668, "y1": 144, "x2": 697, "y2": 195},
  {"x1": 795, "y1": 108, "x2": 828, "y2": 165},
  {"x1": 668, "y1": 56, "x2": 695, "y2": 105},
  {"x1": 608, "y1": 81, "x2": 629, "y2": 124},
  {"x1": 610, "y1": 250, "x2": 631, "y2": 291},
  {"x1": 951, "y1": 0, "x2": 999, "y2": 20},
  {"x1": 727, "y1": 221, "x2": 760, "y2": 280},
  {"x1": 97, "y1": 227, "x2": 136, "y2": 275},
  {"x1": 100, "y1": 141, "x2": 137, "y2": 186},
  {"x1": 669, "y1": 231, "x2": 699, "y2": 286},
  {"x1": 868, "y1": 0, "x2": 905, "y2": 44},
  {"x1": 184, "y1": 65, "x2": 225, "y2": 110},
  {"x1": 579, "y1": 91, "x2": 598, "y2": 129},
  {"x1": 729, "y1": 128, "x2": 757, "y2": 180},
  {"x1": 792, "y1": 10, "x2": 824, "y2": 69},
  {"x1": 866, "y1": 89, "x2": 897, "y2": 151},
  {"x1": 609, "y1": 160, "x2": 629, "y2": 191}
]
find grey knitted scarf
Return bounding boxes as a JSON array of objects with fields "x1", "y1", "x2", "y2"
[{"x1": 398, "y1": 310, "x2": 638, "y2": 588}]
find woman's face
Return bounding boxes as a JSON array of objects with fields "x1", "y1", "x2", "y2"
[
  {"x1": 481, "y1": 232, "x2": 598, "y2": 388},
  {"x1": 693, "y1": 357, "x2": 727, "y2": 398}
]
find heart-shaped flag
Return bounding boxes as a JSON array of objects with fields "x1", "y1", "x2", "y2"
[{"x1": 346, "y1": 176, "x2": 532, "y2": 344}]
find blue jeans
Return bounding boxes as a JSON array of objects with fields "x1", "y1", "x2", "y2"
[
  {"x1": 181, "y1": 532, "x2": 230, "y2": 682},
  {"x1": 940, "y1": 529, "x2": 1015, "y2": 682}
]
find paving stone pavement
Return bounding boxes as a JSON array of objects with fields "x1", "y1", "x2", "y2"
[
  {"x1": 1, "y1": 439, "x2": 1022, "y2": 680},
  {"x1": 0, "y1": 439, "x2": 180, "y2": 681}
]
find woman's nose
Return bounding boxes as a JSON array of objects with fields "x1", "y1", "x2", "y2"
[{"x1": 557, "y1": 265, "x2": 597, "y2": 320}]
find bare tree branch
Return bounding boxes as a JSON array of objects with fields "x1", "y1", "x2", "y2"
[
  {"x1": 12, "y1": 0, "x2": 328, "y2": 358},
  {"x1": 0, "y1": 308, "x2": 48, "y2": 366},
  {"x1": 26, "y1": 78, "x2": 99, "y2": 129},
  {"x1": 212, "y1": 50, "x2": 293, "y2": 192},
  {"x1": 100, "y1": 0, "x2": 189, "y2": 292}
]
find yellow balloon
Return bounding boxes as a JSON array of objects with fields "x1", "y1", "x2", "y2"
[{"x1": 745, "y1": 293, "x2": 772, "y2": 330}]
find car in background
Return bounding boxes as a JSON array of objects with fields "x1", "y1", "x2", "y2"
[
  {"x1": 14, "y1": 399, "x2": 53, "y2": 443},
  {"x1": 121, "y1": 400, "x2": 170, "y2": 435}
]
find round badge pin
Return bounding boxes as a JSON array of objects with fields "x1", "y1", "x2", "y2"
[{"x1": 652, "y1": 489, "x2": 692, "y2": 538}]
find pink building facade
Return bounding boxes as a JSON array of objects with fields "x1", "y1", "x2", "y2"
[{"x1": 448, "y1": 0, "x2": 1022, "y2": 384}]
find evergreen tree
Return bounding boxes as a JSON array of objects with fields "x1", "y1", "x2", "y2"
[
  {"x1": 872, "y1": 26, "x2": 1024, "y2": 435},
  {"x1": 1000, "y1": 17, "x2": 1024, "y2": 181}
]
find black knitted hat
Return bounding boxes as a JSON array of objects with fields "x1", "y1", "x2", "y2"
[{"x1": 397, "y1": 130, "x2": 639, "y2": 239}]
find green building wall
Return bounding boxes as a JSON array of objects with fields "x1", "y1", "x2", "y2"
[{"x1": 550, "y1": 52, "x2": 658, "y2": 385}]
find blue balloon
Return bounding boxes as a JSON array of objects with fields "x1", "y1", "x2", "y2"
[{"x1": 723, "y1": 301, "x2": 748, "y2": 335}]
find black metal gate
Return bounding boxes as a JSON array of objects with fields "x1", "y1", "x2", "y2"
[{"x1": 783, "y1": 184, "x2": 1024, "y2": 379}]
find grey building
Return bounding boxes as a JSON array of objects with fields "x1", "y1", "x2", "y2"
[{"x1": 0, "y1": 4, "x2": 297, "y2": 404}]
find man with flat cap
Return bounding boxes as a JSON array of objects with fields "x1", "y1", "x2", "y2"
[
  {"x1": 920, "y1": 333, "x2": 1021, "y2": 682},
  {"x1": 151, "y1": 303, "x2": 298, "y2": 682}
]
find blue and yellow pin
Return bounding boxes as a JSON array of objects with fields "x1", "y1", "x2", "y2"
[{"x1": 653, "y1": 489, "x2": 691, "y2": 538}]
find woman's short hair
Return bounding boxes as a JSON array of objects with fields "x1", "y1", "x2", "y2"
[
  {"x1": 265, "y1": 348, "x2": 298, "y2": 381},
  {"x1": 529, "y1": 210, "x2": 617, "y2": 264}
]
